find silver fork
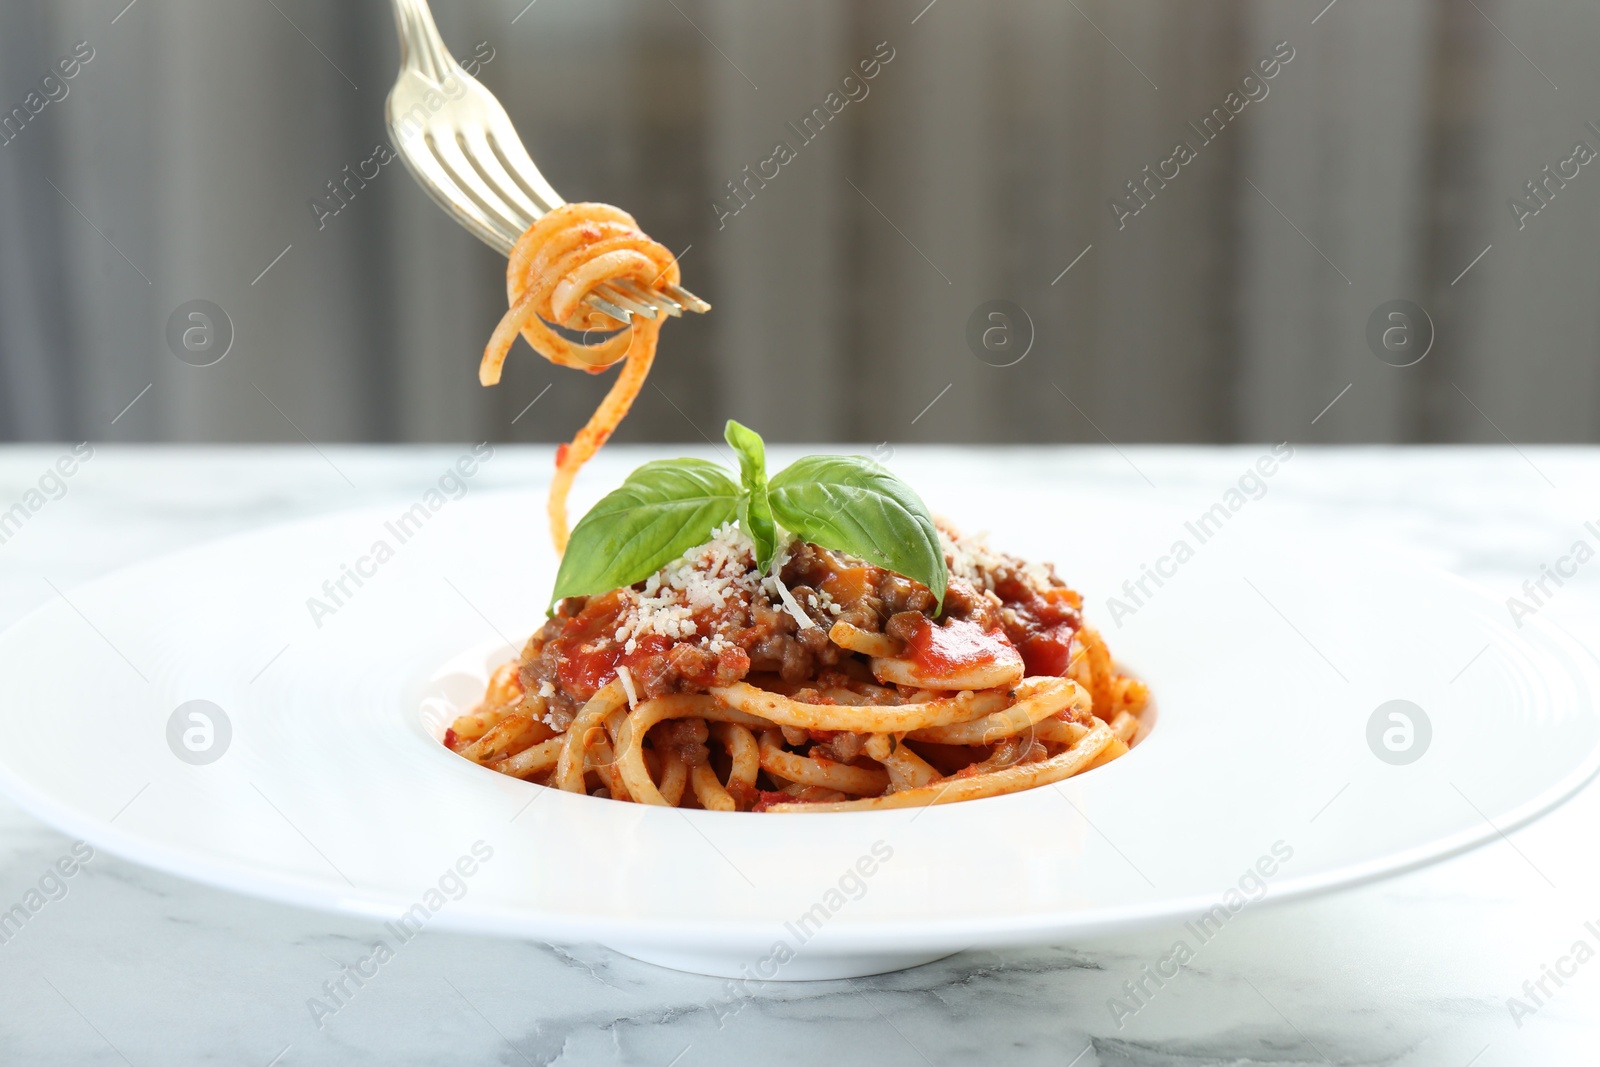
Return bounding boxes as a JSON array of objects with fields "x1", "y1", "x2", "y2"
[{"x1": 384, "y1": 0, "x2": 709, "y2": 326}]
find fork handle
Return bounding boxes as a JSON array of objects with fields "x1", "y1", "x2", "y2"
[{"x1": 391, "y1": 0, "x2": 456, "y2": 82}]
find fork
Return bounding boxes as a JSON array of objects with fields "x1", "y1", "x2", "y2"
[{"x1": 384, "y1": 0, "x2": 709, "y2": 326}]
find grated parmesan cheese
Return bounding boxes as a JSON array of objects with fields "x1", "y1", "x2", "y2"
[
  {"x1": 768, "y1": 573, "x2": 815, "y2": 630},
  {"x1": 615, "y1": 665, "x2": 639, "y2": 708},
  {"x1": 612, "y1": 522, "x2": 764, "y2": 650},
  {"x1": 938, "y1": 522, "x2": 1056, "y2": 594},
  {"x1": 761, "y1": 540, "x2": 816, "y2": 630}
]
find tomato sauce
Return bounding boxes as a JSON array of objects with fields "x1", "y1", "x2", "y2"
[
  {"x1": 993, "y1": 576, "x2": 1081, "y2": 676},
  {"x1": 905, "y1": 617, "x2": 1020, "y2": 675},
  {"x1": 545, "y1": 590, "x2": 667, "y2": 697},
  {"x1": 557, "y1": 632, "x2": 675, "y2": 697}
]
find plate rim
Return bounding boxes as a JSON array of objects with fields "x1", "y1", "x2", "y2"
[{"x1": 1, "y1": 499, "x2": 1597, "y2": 954}]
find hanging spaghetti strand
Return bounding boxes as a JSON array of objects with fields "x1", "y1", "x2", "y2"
[{"x1": 480, "y1": 203, "x2": 682, "y2": 553}]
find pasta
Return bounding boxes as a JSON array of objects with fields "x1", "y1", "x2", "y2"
[
  {"x1": 480, "y1": 203, "x2": 684, "y2": 552},
  {"x1": 443, "y1": 521, "x2": 1150, "y2": 811}
]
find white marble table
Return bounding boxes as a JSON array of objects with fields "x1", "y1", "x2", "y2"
[{"x1": 1, "y1": 446, "x2": 1597, "y2": 1066}]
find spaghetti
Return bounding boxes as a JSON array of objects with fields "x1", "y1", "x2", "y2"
[
  {"x1": 480, "y1": 203, "x2": 682, "y2": 552},
  {"x1": 443, "y1": 522, "x2": 1150, "y2": 811}
]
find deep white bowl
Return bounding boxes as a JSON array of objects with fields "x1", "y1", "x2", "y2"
[{"x1": 0, "y1": 489, "x2": 1594, "y2": 979}]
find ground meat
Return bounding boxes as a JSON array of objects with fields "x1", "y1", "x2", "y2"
[
  {"x1": 609, "y1": 641, "x2": 748, "y2": 701},
  {"x1": 746, "y1": 598, "x2": 800, "y2": 673},
  {"x1": 665, "y1": 642, "x2": 750, "y2": 689},
  {"x1": 941, "y1": 577, "x2": 1003, "y2": 630},
  {"x1": 514, "y1": 534, "x2": 1029, "y2": 716},
  {"x1": 782, "y1": 544, "x2": 887, "y2": 629},
  {"x1": 884, "y1": 611, "x2": 925, "y2": 645},
  {"x1": 517, "y1": 589, "x2": 755, "y2": 709},
  {"x1": 833, "y1": 599, "x2": 885, "y2": 633},
  {"x1": 811, "y1": 731, "x2": 868, "y2": 763},
  {"x1": 743, "y1": 593, "x2": 854, "y2": 682},
  {"x1": 781, "y1": 541, "x2": 936, "y2": 633},
  {"x1": 542, "y1": 691, "x2": 580, "y2": 732},
  {"x1": 795, "y1": 625, "x2": 833, "y2": 653},
  {"x1": 878, "y1": 572, "x2": 936, "y2": 617},
  {"x1": 778, "y1": 638, "x2": 814, "y2": 682},
  {"x1": 780, "y1": 542, "x2": 843, "y2": 589},
  {"x1": 655, "y1": 718, "x2": 710, "y2": 767},
  {"x1": 516, "y1": 614, "x2": 563, "y2": 693}
]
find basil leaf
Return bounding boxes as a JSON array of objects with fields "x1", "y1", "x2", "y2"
[
  {"x1": 723, "y1": 420, "x2": 777, "y2": 571},
  {"x1": 768, "y1": 455, "x2": 948, "y2": 610},
  {"x1": 550, "y1": 458, "x2": 741, "y2": 606}
]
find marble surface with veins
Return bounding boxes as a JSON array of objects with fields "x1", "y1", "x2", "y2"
[{"x1": 0, "y1": 445, "x2": 1598, "y2": 1066}]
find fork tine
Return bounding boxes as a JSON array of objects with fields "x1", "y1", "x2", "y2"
[
  {"x1": 391, "y1": 135, "x2": 515, "y2": 253},
  {"x1": 412, "y1": 131, "x2": 668, "y2": 324},
  {"x1": 593, "y1": 284, "x2": 658, "y2": 320},
  {"x1": 456, "y1": 129, "x2": 546, "y2": 232},
  {"x1": 582, "y1": 292, "x2": 634, "y2": 324},
  {"x1": 661, "y1": 282, "x2": 711, "y2": 313},
  {"x1": 613, "y1": 278, "x2": 683, "y2": 317},
  {"x1": 483, "y1": 130, "x2": 565, "y2": 218},
  {"x1": 446, "y1": 135, "x2": 691, "y2": 323},
  {"x1": 388, "y1": 0, "x2": 710, "y2": 319},
  {"x1": 424, "y1": 131, "x2": 531, "y2": 245}
]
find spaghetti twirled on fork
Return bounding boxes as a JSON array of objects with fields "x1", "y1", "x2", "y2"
[
  {"x1": 480, "y1": 203, "x2": 681, "y2": 552},
  {"x1": 444, "y1": 523, "x2": 1149, "y2": 812}
]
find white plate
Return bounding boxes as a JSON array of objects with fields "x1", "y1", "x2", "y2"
[{"x1": 1, "y1": 489, "x2": 1596, "y2": 980}]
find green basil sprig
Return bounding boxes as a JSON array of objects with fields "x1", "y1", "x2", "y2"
[
  {"x1": 724, "y1": 419, "x2": 778, "y2": 571},
  {"x1": 549, "y1": 421, "x2": 948, "y2": 610},
  {"x1": 550, "y1": 459, "x2": 740, "y2": 605},
  {"x1": 767, "y1": 454, "x2": 947, "y2": 609}
]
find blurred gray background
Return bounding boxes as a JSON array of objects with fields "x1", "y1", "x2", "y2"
[{"x1": 0, "y1": 0, "x2": 1594, "y2": 445}]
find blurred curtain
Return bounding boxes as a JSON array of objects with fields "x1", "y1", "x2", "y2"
[{"x1": 0, "y1": 0, "x2": 1596, "y2": 445}]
